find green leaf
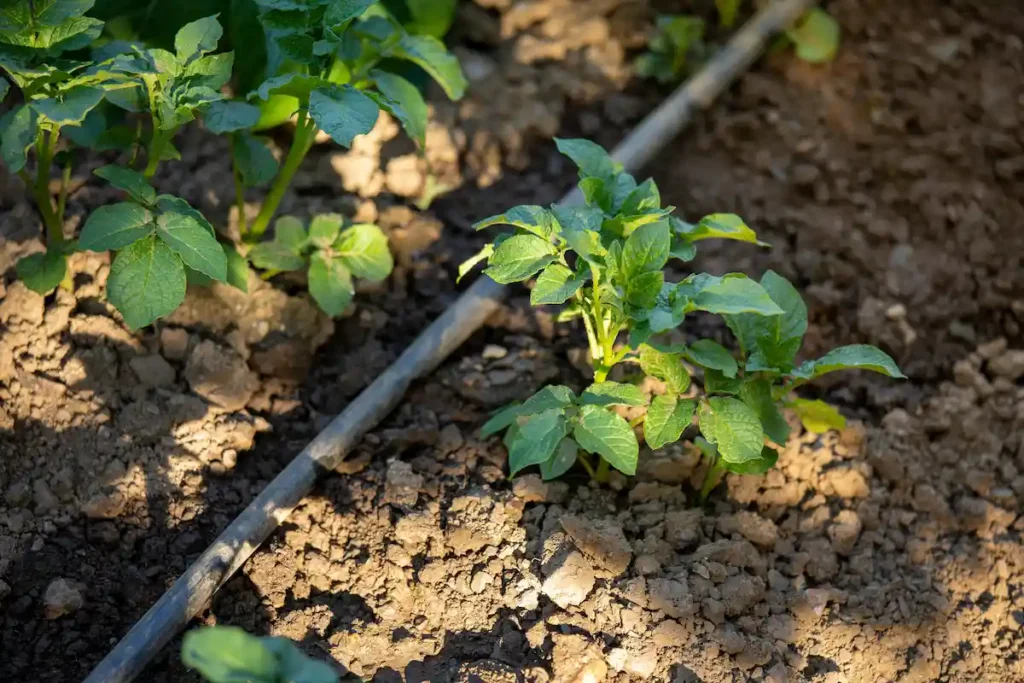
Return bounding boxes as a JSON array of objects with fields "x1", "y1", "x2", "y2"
[
  {"x1": 682, "y1": 213, "x2": 764, "y2": 245},
  {"x1": 250, "y1": 73, "x2": 324, "y2": 102},
  {"x1": 1, "y1": 105, "x2": 38, "y2": 172},
  {"x1": 580, "y1": 381, "x2": 645, "y2": 407},
  {"x1": 480, "y1": 402, "x2": 521, "y2": 438},
  {"x1": 639, "y1": 344, "x2": 689, "y2": 395},
  {"x1": 260, "y1": 637, "x2": 337, "y2": 683},
  {"x1": 739, "y1": 379, "x2": 790, "y2": 445},
  {"x1": 704, "y1": 368, "x2": 743, "y2": 396},
  {"x1": 573, "y1": 404, "x2": 639, "y2": 476},
  {"x1": 791, "y1": 344, "x2": 905, "y2": 380},
  {"x1": 621, "y1": 220, "x2": 670, "y2": 278},
  {"x1": 30, "y1": 85, "x2": 103, "y2": 126},
  {"x1": 508, "y1": 408, "x2": 569, "y2": 476},
  {"x1": 175, "y1": 15, "x2": 223, "y2": 63},
  {"x1": 223, "y1": 242, "x2": 249, "y2": 292},
  {"x1": 578, "y1": 176, "x2": 608, "y2": 211},
  {"x1": 248, "y1": 241, "x2": 306, "y2": 271},
  {"x1": 644, "y1": 395, "x2": 696, "y2": 450},
  {"x1": 474, "y1": 205, "x2": 557, "y2": 240},
  {"x1": 368, "y1": 70, "x2": 428, "y2": 148},
  {"x1": 334, "y1": 223, "x2": 393, "y2": 282},
  {"x1": 392, "y1": 34, "x2": 467, "y2": 100},
  {"x1": 531, "y1": 263, "x2": 586, "y2": 305},
  {"x1": 685, "y1": 339, "x2": 738, "y2": 378},
  {"x1": 156, "y1": 212, "x2": 227, "y2": 282},
  {"x1": 203, "y1": 99, "x2": 261, "y2": 134},
  {"x1": 0, "y1": 76, "x2": 8, "y2": 102},
  {"x1": 107, "y1": 235, "x2": 187, "y2": 330},
  {"x1": 16, "y1": 250, "x2": 66, "y2": 294},
  {"x1": 457, "y1": 243, "x2": 492, "y2": 282},
  {"x1": 618, "y1": 178, "x2": 661, "y2": 216},
  {"x1": 308, "y1": 252, "x2": 354, "y2": 317},
  {"x1": 715, "y1": 0, "x2": 741, "y2": 27},
  {"x1": 724, "y1": 447, "x2": 779, "y2": 475},
  {"x1": 233, "y1": 133, "x2": 279, "y2": 187},
  {"x1": 540, "y1": 437, "x2": 578, "y2": 481},
  {"x1": 669, "y1": 236, "x2": 697, "y2": 262},
  {"x1": 520, "y1": 385, "x2": 576, "y2": 414},
  {"x1": 308, "y1": 84, "x2": 379, "y2": 147},
  {"x1": 483, "y1": 234, "x2": 556, "y2": 284},
  {"x1": 625, "y1": 270, "x2": 663, "y2": 308},
  {"x1": 787, "y1": 8, "x2": 839, "y2": 64},
  {"x1": 185, "y1": 53, "x2": 234, "y2": 89},
  {"x1": 309, "y1": 213, "x2": 343, "y2": 246},
  {"x1": 182, "y1": 626, "x2": 279, "y2": 683},
  {"x1": 789, "y1": 398, "x2": 846, "y2": 433},
  {"x1": 678, "y1": 273, "x2": 784, "y2": 316},
  {"x1": 324, "y1": 0, "x2": 376, "y2": 28},
  {"x1": 725, "y1": 270, "x2": 807, "y2": 370},
  {"x1": 274, "y1": 215, "x2": 308, "y2": 251},
  {"x1": 698, "y1": 397, "x2": 764, "y2": 465},
  {"x1": 155, "y1": 195, "x2": 217, "y2": 237},
  {"x1": 553, "y1": 205, "x2": 606, "y2": 263},
  {"x1": 554, "y1": 137, "x2": 617, "y2": 179},
  {"x1": 94, "y1": 165, "x2": 156, "y2": 206},
  {"x1": 79, "y1": 203, "x2": 156, "y2": 251}
]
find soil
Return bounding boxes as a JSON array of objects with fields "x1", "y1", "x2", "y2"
[{"x1": 1, "y1": 0, "x2": 1023, "y2": 682}]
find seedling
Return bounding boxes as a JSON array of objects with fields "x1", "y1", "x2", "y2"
[
  {"x1": 634, "y1": 15, "x2": 705, "y2": 84},
  {"x1": 783, "y1": 8, "x2": 840, "y2": 64},
  {"x1": 461, "y1": 138, "x2": 903, "y2": 496},
  {"x1": 182, "y1": 625, "x2": 348, "y2": 683}
]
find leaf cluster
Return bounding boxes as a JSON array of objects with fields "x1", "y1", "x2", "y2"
[
  {"x1": 182, "y1": 625, "x2": 343, "y2": 683},
  {"x1": 634, "y1": 15, "x2": 705, "y2": 84}
]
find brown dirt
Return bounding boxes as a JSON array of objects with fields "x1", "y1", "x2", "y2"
[{"x1": 2, "y1": 0, "x2": 1023, "y2": 682}]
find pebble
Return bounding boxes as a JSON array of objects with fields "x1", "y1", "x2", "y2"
[
  {"x1": 81, "y1": 488, "x2": 126, "y2": 520},
  {"x1": 129, "y1": 354, "x2": 176, "y2": 388},
  {"x1": 717, "y1": 511, "x2": 779, "y2": 548},
  {"x1": 43, "y1": 578, "x2": 83, "y2": 619},
  {"x1": 607, "y1": 647, "x2": 657, "y2": 678},
  {"x1": 541, "y1": 551, "x2": 595, "y2": 608},
  {"x1": 160, "y1": 327, "x2": 190, "y2": 361},
  {"x1": 988, "y1": 349, "x2": 1024, "y2": 381},
  {"x1": 183, "y1": 340, "x2": 259, "y2": 411},
  {"x1": 481, "y1": 344, "x2": 508, "y2": 360},
  {"x1": 471, "y1": 571, "x2": 493, "y2": 593}
]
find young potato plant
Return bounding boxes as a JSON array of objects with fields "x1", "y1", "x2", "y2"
[
  {"x1": 634, "y1": 15, "x2": 705, "y2": 84},
  {"x1": 462, "y1": 139, "x2": 904, "y2": 496},
  {"x1": 182, "y1": 625, "x2": 349, "y2": 683}
]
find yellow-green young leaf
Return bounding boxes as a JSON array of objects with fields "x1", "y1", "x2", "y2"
[
  {"x1": 626, "y1": 270, "x2": 664, "y2": 308},
  {"x1": 273, "y1": 215, "x2": 307, "y2": 251},
  {"x1": 308, "y1": 213, "x2": 343, "y2": 247},
  {"x1": 181, "y1": 626, "x2": 279, "y2": 683},
  {"x1": 222, "y1": 243, "x2": 249, "y2": 293},
  {"x1": 531, "y1": 263, "x2": 586, "y2": 305},
  {"x1": 248, "y1": 241, "x2": 306, "y2": 272},
  {"x1": 31, "y1": 85, "x2": 104, "y2": 126},
  {"x1": 580, "y1": 381, "x2": 646, "y2": 407},
  {"x1": 639, "y1": 344, "x2": 689, "y2": 395},
  {"x1": 792, "y1": 344, "x2": 905, "y2": 380},
  {"x1": 739, "y1": 379, "x2": 790, "y2": 446},
  {"x1": 107, "y1": 236, "x2": 187, "y2": 330},
  {"x1": 156, "y1": 212, "x2": 227, "y2": 282},
  {"x1": 308, "y1": 85, "x2": 379, "y2": 147},
  {"x1": 540, "y1": 437, "x2": 578, "y2": 481},
  {"x1": 508, "y1": 408, "x2": 568, "y2": 476},
  {"x1": 334, "y1": 223, "x2": 393, "y2": 282},
  {"x1": 554, "y1": 137, "x2": 618, "y2": 179},
  {"x1": 520, "y1": 385, "x2": 577, "y2": 414},
  {"x1": 94, "y1": 165, "x2": 156, "y2": 206},
  {"x1": 457, "y1": 243, "x2": 492, "y2": 282},
  {"x1": 698, "y1": 397, "x2": 764, "y2": 465},
  {"x1": 16, "y1": 250, "x2": 66, "y2": 294},
  {"x1": 0, "y1": 105, "x2": 38, "y2": 172},
  {"x1": 788, "y1": 8, "x2": 840, "y2": 64},
  {"x1": 621, "y1": 220, "x2": 670, "y2": 278},
  {"x1": 644, "y1": 394, "x2": 696, "y2": 450},
  {"x1": 724, "y1": 447, "x2": 778, "y2": 475},
  {"x1": 185, "y1": 52, "x2": 234, "y2": 90},
  {"x1": 392, "y1": 34, "x2": 467, "y2": 100},
  {"x1": 474, "y1": 205, "x2": 558, "y2": 240},
  {"x1": 619, "y1": 178, "x2": 661, "y2": 216},
  {"x1": 789, "y1": 398, "x2": 847, "y2": 433},
  {"x1": 684, "y1": 213, "x2": 764, "y2": 245},
  {"x1": 715, "y1": 0, "x2": 741, "y2": 27},
  {"x1": 726, "y1": 270, "x2": 807, "y2": 370},
  {"x1": 573, "y1": 404, "x2": 639, "y2": 476},
  {"x1": 686, "y1": 339, "x2": 738, "y2": 378},
  {"x1": 678, "y1": 273, "x2": 784, "y2": 316},
  {"x1": 368, "y1": 70, "x2": 428, "y2": 148},
  {"x1": 260, "y1": 636, "x2": 337, "y2": 683},
  {"x1": 307, "y1": 253, "x2": 354, "y2": 317},
  {"x1": 175, "y1": 15, "x2": 223, "y2": 63},
  {"x1": 484, "y1": 234, "x2": 557, "y2": 285},
  {"x1": 203, "y1": 99, "x2": 261, "y2": 134},
  {"x1": 578, "y1": 176, "x2": 609, "y2": 211},
  {"x1": 232, "y1": 133, "x2": 278, "y2": 187},
  {"x1": 80, "y1": 203, "x2": 156, "y2": 252}
]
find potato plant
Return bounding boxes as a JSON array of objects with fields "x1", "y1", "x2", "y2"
[
  {"x1": 0, "y1": 0, "x2": 466, "y2": 329},
  {"x1": 461, "y1": 139, "x2": 903, "y2": 494}
]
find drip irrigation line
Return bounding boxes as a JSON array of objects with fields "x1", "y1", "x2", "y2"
[{"x1": 83, "y1": 1, "x2": 817, "y2": 680}]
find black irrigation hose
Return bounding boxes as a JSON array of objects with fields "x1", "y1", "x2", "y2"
[{"x1": 82, "y1": 1, "x2": 817, "y2": 680}]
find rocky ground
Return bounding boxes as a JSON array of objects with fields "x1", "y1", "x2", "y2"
[{"x1": 1, "y1": 0, "x2": 1023, "y2": 682}]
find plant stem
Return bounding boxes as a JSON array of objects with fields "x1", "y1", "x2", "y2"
[
  {"x1": 29, "y1": 129, "x2": 64, "y2": 246},
  {"x1": 699, "y1": 456, "x2": 727, "y2": 504},
  {"x1": 144, "y1": 126, "x2": 176, "y2": 179},
  {"x1": 595, "y1": 458, "x2": 610, "y2": 483},
  {"x1": 229, "y1": 136, "x2": 246, "y2": 233},
  {"x1": 246, "y1": 112, "x2": 317, "y2": 241},
  {"x1": 578, "y1": 453, "x2": 597, "y2": 479},
  {"x1": 57, "y1": 157, "x2": 71, "y2": 225}
]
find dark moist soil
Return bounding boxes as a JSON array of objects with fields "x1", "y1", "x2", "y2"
[{"x1": 2, "y1": 0, "x2": 1023, "y2": 682}]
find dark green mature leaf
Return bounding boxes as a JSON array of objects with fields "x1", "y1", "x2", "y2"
[
  {"x1": 0, "y1": 76, "x2": 8, "y2": 101},
  {"x1": 787, "y1": 8, "x2": 840, "y2": 64},
  {"x1": 621, "y1": 220, "x2": 669, "y2": 278},
  {"x1": 788, "y1": 398, "x2": 846, "y2": 433},
  {"x1": 156, "y1": 212, "x2": 227, "y2": 282},
  {"x1": 261, "y1": 636, "x2": 336, "y2": 683},
  {"x1": 5, "y1": 15, "x2": 102, "y2": 51},
  {"x1": 553, "y1": 205, "x2": 605, "y2": 261},
  {"x1": 307, "y1": 252, "x2": 354, "y2": 316},
  {"x1": 484, "y1": 234, "x2": 557, "y2": 284},
  {"x1": 639, "y1": 344, "x2": 688, "y2": 394},
  {"x1": 1, "y1": 105, "x2": 37, "y2": 172},
  {"x1": 175, "y1": 15, "x2": 223, "y2": 63},
  {"x1": 644, "y1": 395, "x2": 696, "y2": 450},
  {"x1": 474, "y1": 205, "x2": 557, "y2": 240},
  {"x1": 94, "y1": 165, "x2": 156, "y2": 206},
  {"x1": 392, "y1": 34, "x2": 467, "y2": 100},
  {"x1": 457, "y1": 243, "x2": 492, "y2": 282},
  {"x1": 739, "y1": 379, "x2": 790, "y2": 445},
  {"x1": 182, "y1": 626, "x2": 279, "y2": 683},
  {"x1": 308, "y1": 213, "x2": 343, "y2": 246},
  {"x1": 540, "y1": 437, "x2": 578, "y2": 480},
  {"x1": 334, "y1": 223, "x2": 393, "y2": 281},
  {"x1": 580, "y1": 381, "x2": 645, "y2": 407},
  {"x1": 791, "y1": 344, "x2": 905, "y2": 380},
  {"x1": 573, "y1": 404, "x2": 639, "y2": 476},
  {"x1": 508, "y1": 408, "x2": 568, "y2": 476},
  {"x1": 250, "y1": 73, "x2": 325, "y2": 101},
  {"x1": 726, "y1": 270, "x2": 807, "y2": 369},
  {"x1": 480, "y1": 402, "x2": 521, "y2": 438},
  {"x1": 79, "y1": 203, "x2": 155, "y2": 251},
  {"x1": 16, "y1": 249, "x2": 66, "y2": 294},
  {"x1": 222, "y1": 242, "x2": 249, "y2": 292},
  {"x1": 686, "y1": 339, "x2": 738, "y2": 378},
  {"x1": 107, "y1": 235, "x2": 187, "y2": 330},
  {"x1": 724, "y1": 447, "x2": 778, "y2": 475},
  {"x1": 324, "y1": 0, "x2": 376, "y2": 28},
  {"x1": 308, "y1": 84, "x2": 379, "y2": 147},
  {"x1": 185, "y1": 52, "x2": 234, "y2": 89},
  {"x1": 30, "y1": 85, "x2": 103, "y2": 125},
  {"x1": 369, "y1": 70, "x2": 428, "y2": 147},
  {"x1": 248, "y1": 240, "x2": 306, "y2": 271},
  {"x1": 678, "y1": 273, "x2": 784, "y2": 316},
  {"x1": 682, "y1": 213, "x2": 764, "y2": 245},
  {"x1": 155, "y1": 195, "x2": 217, "y2": 237},
  {"x1": 554, "y1": 137, "x2": 617, "y2": 179},
  {"x1": 520, "y1": 385, "x2": 576, "y2": 414},
  {"x1": 698, "y1": 397, "x2": 764, "y2": 465},
  {"x1": 704, "y1": 368, "x2": 743, "y2": 396},
  {"x1": 578, "y1": 176, "x2": 609, "y2": 211},
  {"x1": 233, "y1": 133, "x2": 279, "y2": 187},
  {"x1": 532, "y1": 263, "x2": 586, "y2": 305}
]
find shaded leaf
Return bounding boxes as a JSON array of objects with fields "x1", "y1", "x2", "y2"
[
  {"x1": 474, "y1": 205, "x2": 557, "y2": 240},
  {"x1": 703, "y1": 368, "x2": 743, "y2": 396},
  {"x1": 30, "y1": 85, "x2": 103, "y2": 126},
  {"x1": 233, "y1": 133, "x2": 278, "y2": 187},
  {"x1": 580, "y1": 381, "x2": 645, "y2": 407},
  {"x1": 307, "y1": 252, "x2": 353, "y2": 316},
  {"x1": 107, "y1": 235, "x2": 186, "y2": 330},
  {"x1": 698, "y1": 397, "x2": 764, "y2": 465},
  {"x1": 621, "y1": 220, "x2": 670, "y2": 278},
  {"x1": 540, "y1": 437, "x2": 578, "y2": 481},
  {"x1": 531, "y1": 262, "x2": 586, "y2": 305},
  {"x1": 644, "y1": 395, "x2": 696, "y2": 450},
  {"x1": 16, "y1": 249, "x2": 66, "y2": 294},
  {"x1": 222, "y1": 242, "x2": 249, "y2": 292},
  {"x1": 368, "y1": 70, "x2": 427, "y2": 147},
  {"x1": 520, "y1": 385, "x2": 576, "y2": 414},
  {"x1": 250, "y1": 73, "x2": 324, "y2": 101},
  {"x1": 0, "y1": 105, "x2": 38, "y2": 172},
  {"x1": 726, "y1": 270, "x2": 807, "y2": 370},
  {"x1": 248, "y1": 240, "x2": 306, "y2": 271},
  {"x1": 724, "y1": 447, "x2": 778, "y2": 475},
  {"x1": 79, "y1": 202, "x2": 155, "y2": 251},
  {"x1": 508, "y1": 408, "x2": 568, "y2": 476},
  {"x1": 203, "y1": 99, "x2": 261, "y2": 134},
  {"x1": 308, "y1": 84, "x2": 379, "y2": 147},
  {"x1": 156, "y1": 212, "x2": 227, "y2": 282},
  {"x1": 392, "y1": 34, "x2": 467, "y2": 100},
  {"x1": 480, "y1": 402, "x2": 521, "y2": 438},
  {"x1": 94, "y1": 165, "x2": 156, "y2": 206},
  {"x1": 685, "y1": 339, "x2": 738, "y2": 378},
  {"x1": 739, "y1": 379, "x2": 790, "y2": 445}
]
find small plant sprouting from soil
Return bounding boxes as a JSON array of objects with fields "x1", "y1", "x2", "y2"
[
  {"x1": 461, "y1": 138, "x2": 904, "y2": 497},
  {"x1": 0, "y1": 0, "x2": 466, "y2": 328}
]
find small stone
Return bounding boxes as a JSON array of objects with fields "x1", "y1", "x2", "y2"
[
  {"x1": 691, "y1": 540, "x2": 765, "y2": 572},
  {"x1": 184, "y1": 341, "x2": 259, "y2": 411},
  {"x1": 471, "y1": 571, "x2": 493, "y2": 593},
  {"x1": 512, "y1": 475, "x2": 567, "y2": 503},
  {"x1": 766, "y1": 661, "x2": 789, "y2": 683},
  {"x1": 160, "y1": 327, "x2": 190, "y2": 361},
  {"x1": 664, "y1": 509, "x2": 703, "y2": 548},
  {"x1": 828, "y1": 510, "x2": 863, "y2": 555},
  {"x1": 130, "y1": 354, "x2": 176, "y2": 388},
  {"x1": 988, "y1": 349, "x2": 1024, "y2": 380},
  {"x1": 43, "y1": 578, "x2": 83, "y2": 619},
  {"x1": 801, "y1": 538, "x2": 838, "y2": 581},
  {"x1": 438, "y1": 424, "x2": 464, "y2": 454},
  {"x1": 0, "y1": 579, "x2": 10, "y2": 601},
  {"x1": 33, "y1": 479, "x2": 59, "y2": 513},
  {"x1": 560, "y1": 515, "x2": 633, "y2": 577},
  {"x1": 717, "y1": 511, "x2": 779, "y2": 548},
  {"x1": 4, "y1": 481, "x2": 31, "y2": 507},
  {"x1": 976, "y1": 338, "x2": 1007, "y2": 360},
  {"x1": 702, "y1": 598, "x2": 726, "y2": 624},
  {"x1": 647, "y1": 577, "x2": 695, "y2": 618},
  {"x1": 541, "y1": 551, "x2": 595, "y2": 608},
  {"x1": 481, "y1": 344, "x2": 508, "y2": 360},
  {"x1": 81, "y1": 488, "x2": 126, "y2": 519},
  {"x1": 383, "y1": 460, "x2": 424, "y2": 508},
  {"x1": 715, "y1": 624, "x2": 746, "y2": 654},
  {"x1": 607, "y1": 647, "x2": 657, "y2": 679},
  {"x1": 720, "y1": 574, "x2": 765, "y2": 616},
  {"x1": 824, "y1": 468, "x2": 870, "y2": 499}
]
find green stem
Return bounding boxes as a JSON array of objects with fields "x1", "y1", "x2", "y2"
[
  {"x1": 595, "y1": 458, "x2": 610, "y2": 483},
  {"x1": 144, "y1": 126, "x2": 176, "y2": 179},
  {"x1": 57, "y1": 158, "x2": 71, "y2": 225},
  {"x1": 578, "y1": 453, "x2": 597, "y2": 479},
  {"x1": 229, "y1": 136, "x2": 246, "y2": 232},
  {"x1": 30, "y1": 129, "x2": 63, "y2": 246},
  {"x1": 246, "y1": 112, "x2": 317, "y2": 241},
  {"x1": 699, "y1": 456, "x2": 727, "y2": 504}
]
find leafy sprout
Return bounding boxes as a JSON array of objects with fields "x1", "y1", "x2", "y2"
[
  {"x1": 634, "y1": 15, "x2": 705, "y2": 84},
  {"x1": 182, "y1": 625, "x2": 347, "y2": 683},
  {"x1": 461, "y1": 138, "x2": 903, "y2": 497}
]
